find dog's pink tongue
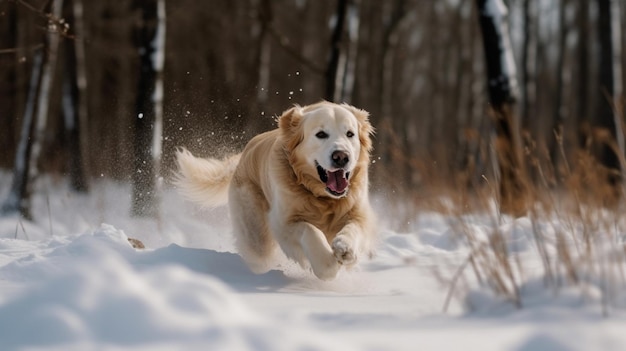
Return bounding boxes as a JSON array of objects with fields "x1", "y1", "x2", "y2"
[{"x1": 327, "y1": 170, "x2": 348, "y2": 193}]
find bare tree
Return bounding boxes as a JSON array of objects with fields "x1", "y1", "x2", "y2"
[
  {"x1": 131, "y1": 0, "x2": 166, "y2": 217},
  {"x1": 476, "y1": 0, "x2": 528, "y2": 215},
  {"x1": 609, "y1": 0, "x2": 623, "y2": 150},
  {"x1": 2, "y1": 0, "x2": 65, "y2": 219},
  {"x1": 374, "y1": 0, "x2": 407, "y2": 185},
  {"x1": 520, "y1": 0, "x2": 537, "y2": 132},
  {"x1": 62, "y1": 0, "x2": 89, "y2": 192},
  {"x1": 3, "y1": 0, "x2": 623, "y2": 204},
  {"x1": 2, "y1": 49, "x2": 43, "y2": 219},
  {"x1": 593, "y1": 0, "x2": 622, "y2": 199},
  {"x1": 0, "y1": 1, "x2": 18, "y2": 167},
  {"x1": 380, "y1": 0, "x2": 406, "y2": 120},
  {"x1": 255, "y1": 0, "x2": 272, "y2": 107},
  {"x1": 336, "y1": 0, "x2": 360, "y2": 103},
  {"x1": 576, "y1": 0, "x2": 591, "y2": 148},
  {"x1": 548, "y1": 0, "x2": 570, "y2": 173},
  {"x1": 326, "y1": 0, "x2": 348, "y2": 101}
]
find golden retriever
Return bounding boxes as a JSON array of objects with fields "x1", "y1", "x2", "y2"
[{"x1": 175, "y1": 101, "x2": 376, "y2": 280}]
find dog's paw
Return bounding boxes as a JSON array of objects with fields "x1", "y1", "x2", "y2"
[{"x1": 332, "y1": 236, "x2": 356, "y2": 266}]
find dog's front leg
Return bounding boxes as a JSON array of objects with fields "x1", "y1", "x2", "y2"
[
  {"x1": 280, "y1": 222, "x2": 341, "y2": 280},
  {"x1": 331, "y1": 222, "x2": 362, "y2": 267}
]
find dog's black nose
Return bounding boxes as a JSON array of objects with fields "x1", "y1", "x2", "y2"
[{"x1": 331, "y1": 150, "x2": 349, "y2": 168}]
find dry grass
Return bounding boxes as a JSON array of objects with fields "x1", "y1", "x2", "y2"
[
  {"x1": 372, "y1": 114, "x2": 626, "y2": 314},
  {"x1": 399, "y1": 135, "x2": 626, "y2": 315}
]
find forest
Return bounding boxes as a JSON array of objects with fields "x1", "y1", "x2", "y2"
[
  {"x1": 0, "y1": 0, "x2": 625, "y2": 218},
  {"x1": 4, "y1": 2, "x2": 626, "y2": 347}
]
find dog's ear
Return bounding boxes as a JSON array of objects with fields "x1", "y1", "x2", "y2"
[
  {"x1": 342, "y1": 104, "x2": 374, "y2": 153},
  {"x1": 278, "y1": 105, "x2": 304, "y2": 151}
]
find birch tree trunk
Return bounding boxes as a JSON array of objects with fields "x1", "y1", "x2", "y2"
[
  {"x1": 131, "y1": 0, "x2": 166, "y2": 217},
  {"x1": 476, "y1": 0, "x2": 528, "y2": 215},
  {"x1": 2, "y1": 0, "x2": 64, "y2": 219},
  {"x1": 26, "y1": 0, "x2": 64, "y2": 210},
  {"x1": 1, "y1": 50, "x2": 43, "y2": 219}
]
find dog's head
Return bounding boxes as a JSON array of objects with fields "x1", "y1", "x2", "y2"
[{"x1": 279, "y1": 102, "x2": 374, "y2": 199}]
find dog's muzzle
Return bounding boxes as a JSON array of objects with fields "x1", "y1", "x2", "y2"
[{"x1": 316, "y1": 161, "x2": 350, "y2": 197}]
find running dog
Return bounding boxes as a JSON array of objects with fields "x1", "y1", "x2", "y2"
[{"x1": 175, "y1": 101, "x2": 376, "y2": 280}]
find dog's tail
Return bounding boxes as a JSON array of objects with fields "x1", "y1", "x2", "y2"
[{"x1": 174, "y1": 148, "x2": 241, "y2": 208}]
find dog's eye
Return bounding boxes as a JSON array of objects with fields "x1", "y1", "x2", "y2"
[
  {"x1": 316, "y1": 131, "x2": 329, "y2": 139},
  {"x1": 346, "y1": 131, "x2": 355, "y2": 138}
]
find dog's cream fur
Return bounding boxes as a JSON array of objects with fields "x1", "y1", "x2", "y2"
[{"x1": 175, "y1": 101, "x2": 376, "y2": 280}]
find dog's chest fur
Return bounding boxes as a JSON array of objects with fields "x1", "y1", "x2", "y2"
[{"x1": 287, "y1": 192, "x2": 357, "y2": 241}]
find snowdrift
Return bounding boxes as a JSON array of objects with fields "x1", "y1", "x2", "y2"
[{"x1": 1, "y1": 175, "x2": 626, "y2": 350}]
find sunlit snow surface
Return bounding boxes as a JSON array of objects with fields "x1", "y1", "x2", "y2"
[{"x1": 1, "y1": 172, "x2": 625, "y2": 350}]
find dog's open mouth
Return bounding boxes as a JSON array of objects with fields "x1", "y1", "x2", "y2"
[{"x1": 316, "y1": 162, "x2": 350, "y2": 197}]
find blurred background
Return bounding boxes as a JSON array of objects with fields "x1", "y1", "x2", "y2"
[{"x1": 0, "y1": 0, "x2": 625, "y2": 212}]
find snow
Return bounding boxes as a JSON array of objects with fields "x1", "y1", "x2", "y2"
[{"x1": 1, "y1": 171, "x2": 626, "y2": 350}]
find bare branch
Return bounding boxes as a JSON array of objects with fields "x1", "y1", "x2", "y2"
[
  {"x1": 9, "y1": 0, "x2": 71, "y2": 37},
  {"x1": 0, "y1": 43, "x2": 44, "y2": 55},
  {"x1": 267, "y1": 25, "x2": 325, "y2": 75}
]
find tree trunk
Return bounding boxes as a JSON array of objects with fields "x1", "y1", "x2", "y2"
[
  {"x1": 577, "y1": 0, "x2": 591, "y2": 146},
  {"x1": 380, "y1": 0, "x2": 405, "y2": 120},
  {"x1": 26, "y1": 0, "x2": 64, "y2": 210},
  {"x1": 0, "y1": 2, "x2": 17, "y2": 167},
  {"x1": 609, "y1": 0, "x2": 623, "y2": 148},
  {"x1": 325, "y1": 0, "x2": 348, "y2": 101},
  {"x1": 377, "y1": 0, "x2": 407, "y2": 184},
  {"x1": 1, "y1": 49, "x2": 43, "y2": 219},
  {"x1": 247, "y1": 0, "x2": 274, "y2": 134},
  {"x1": 2, "y1": 0, "x2": 64, "y2": 219},
  {"x1": 338, "y1": 0, "x2": 360, "y2": 103},
  {"x1": 549, "y1": 0, "x2": 569, "y2": 176},
  {"x1": 476, "y1": 0, "x2": 528, "y2": 215},
  {"x1": 255, "y1": 0, "x2": 272, "y2": 107},
  {"x1": 131, "y1": 0, "x2": 166, "y2": 217},
  {"x1": 62, "y1": 0, "x2": 89, "y2": 192},
  {"x1": 594, "y1": 0, "x2": 622, "y2": 201},
  {"x1": 520, "y1": 0, "x2": 536, "y2": 133}
]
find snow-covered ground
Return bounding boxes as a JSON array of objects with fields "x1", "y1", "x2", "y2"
[{"x1": 1, "y1": 172, "x2": 625, "y2": 351}]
